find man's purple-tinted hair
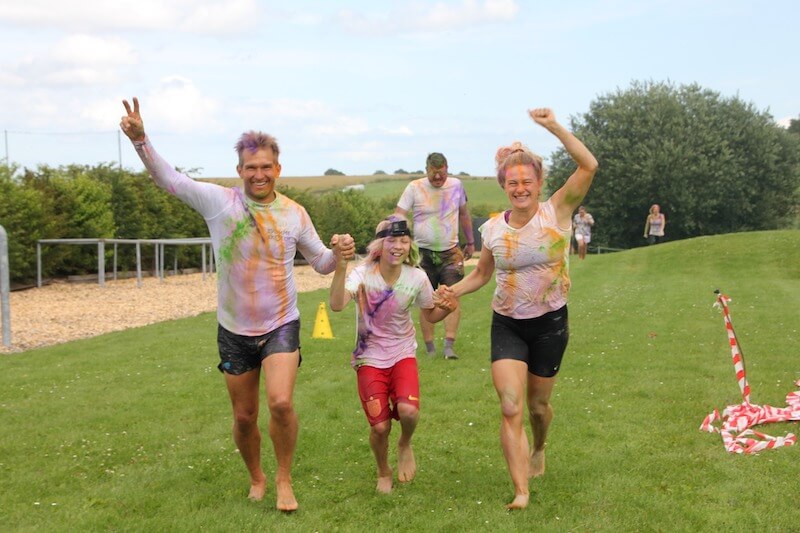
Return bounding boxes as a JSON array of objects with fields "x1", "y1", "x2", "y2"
[{"x1": 234, "y1": 131, "x2": 280, "y2": 165}]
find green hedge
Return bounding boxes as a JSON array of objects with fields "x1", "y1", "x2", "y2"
[{"x1": 0, "y1": 166, "x2": 393, "y2": 283}]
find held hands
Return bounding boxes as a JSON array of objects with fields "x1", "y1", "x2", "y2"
[
  {"x1": 433, "y1": 285, "x2": 458, "y2": 312},
  {"x1": 528, "y1": 107, "x2": 557, "y2": 129},
  {"x1": 120, "y1": 97, "x2": 145, "y2": 142},
  {"x1": 331, "y1": 234, "x2": 356, "y2": 262}
]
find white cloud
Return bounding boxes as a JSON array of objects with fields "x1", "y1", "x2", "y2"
[
  {"x1": 338, "y1": 0, "x2": 519, "y2": 36},
  {"x1": 43, "y1": 67, "x2": 121, "y2": 86},
  {"x1": 53, "y1": 34, "x2": 137, "y2": 66},
  {"x1": 0, "y1": 70, "x2": 25, "y2": 86},
  {"x1": 311, "y1": 116, "x2": 370, "y2": 136},
  {"x1": 8, "y1": 34, "x2": 137, "y2": 87},
  {"x1": 776, "y1": 116, "x2": 793, "y2": 128},
  {"x1": 81, "y1": 98, "x2": 130, "y2": 130},
  {"x1": 231, "y1": 98, "x2": 374, "y2": 138},
  {"x1": 246, "y1": 99, "x2": 331, "y2": 120},
  {"x1": 0, "y1": 0, "x2": 260, "y2": 34},
  {"x1": 418, "y1": 0, "x2": 519, "y2": 29},
  {"x1": 338, "y1": 141, "x2": 396, "y2": 163},
  {"x1": 146, "y1": 76, "x2": 221, "y2": 133},
  {"x1": 381, "y1": 126, "x2": 414, "y2": 136}
]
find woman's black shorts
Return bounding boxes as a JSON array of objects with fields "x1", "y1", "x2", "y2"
[{"x1": 490, "y1": 306, "x2": 569, "y2": 378}]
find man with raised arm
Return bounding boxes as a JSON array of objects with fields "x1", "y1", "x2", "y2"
[{"x1": 120, "y1": 97, "x2": 355, "y2": 512}]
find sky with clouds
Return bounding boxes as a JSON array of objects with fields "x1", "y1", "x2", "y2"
[{"x1": 1, "y1": 0, "x2": 797, "y2": 178}]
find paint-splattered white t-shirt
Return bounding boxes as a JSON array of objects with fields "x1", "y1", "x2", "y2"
[
  {"x1": 479, "y1": 200, "x2": 571, "y2": 319},
  {"x1": 397, "y1": 177, "x2": 467, "y2": 251},
  {"x1": 344, "y1": 262, "x2": 434, "y2": 369},
  {"x1": 133, "y1": 137, "x2": 336, "y2": 336}
]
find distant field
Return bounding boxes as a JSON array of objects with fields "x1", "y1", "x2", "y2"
[
  {"x1": 200, "y1": 173, "x2": 416, "y2": 191},
  {"x1": 200, "y1": 174, "x2": 508, "y2": 211}
]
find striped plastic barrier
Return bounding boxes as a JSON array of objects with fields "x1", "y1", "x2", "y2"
[{"x1": 700, "y1": 291, "x2": 800, "y2": 454}]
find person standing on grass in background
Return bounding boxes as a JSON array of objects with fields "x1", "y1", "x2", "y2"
[
  {"x1": 329, "y1": 216, "x2": 456, "y2": 493},
  {"x1": 394, "y1": 153, "x2": 474, "y2": 360},
  {"x1": 572, "y1": 205, "x2": 594, "y2": 260},
  {"x1": 643, "y1": 204, "x2": 666, "y2": 244},
  {"x1": 120, "y1": 97, "x2": 355, "y2": 512},
  {"x1": 441, "y1": 108, "x2": 598, "y2": 509}
]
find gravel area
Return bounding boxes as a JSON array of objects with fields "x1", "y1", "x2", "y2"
[{"x1": 0, "y1": 265, "x2": 338, "y2": 354}]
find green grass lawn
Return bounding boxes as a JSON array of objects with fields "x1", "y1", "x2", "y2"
[{"x1": 2, "y1": 230, "x2": 799, "y2": 531}]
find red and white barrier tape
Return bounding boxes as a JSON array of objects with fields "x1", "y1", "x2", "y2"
[{"x1": 700, "y1": 292, "x2": 800, "y2": 454}]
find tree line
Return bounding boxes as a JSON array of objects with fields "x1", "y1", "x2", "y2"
[
  {"x1": 545, "y1": 81, "x2": 799, "y2": 249},
  {"x1": 0, "y1": 163, "x2": 401, "y2": 284}
]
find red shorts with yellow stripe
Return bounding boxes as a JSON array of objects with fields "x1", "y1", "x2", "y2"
[{"x1": 356, "y1": 357, "x2": 420, "y2": 426}]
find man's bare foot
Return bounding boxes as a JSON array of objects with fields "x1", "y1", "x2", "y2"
[
  {"x1": 248, "y1": 475, "x2": 267, "y2": 501},
  {"x1": 376, "y1": 474, "x2": 393, "y2": 494},
  {"x1": 275, "y1": 478, "x2": 298, "y2": 512},
  {"x1": 397, "y1": 442, "x2": 416, "y2": 483},
  {"x1": 529, "y1": 449, "x2": 545, "y2": 478},
  {"x1": 506, "y1": 493, "x2": 530, "y2": 510}
]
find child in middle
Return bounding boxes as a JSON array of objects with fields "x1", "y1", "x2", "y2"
[{"x1": 329, "y1": 216, "x2": 457, "y2": 494}]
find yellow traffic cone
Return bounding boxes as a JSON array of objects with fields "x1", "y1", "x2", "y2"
[{"x1": 312, "y1": 301, "x2": 334, "y2": 339}]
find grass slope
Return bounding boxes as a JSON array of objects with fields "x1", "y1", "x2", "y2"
[{"x1": 1, "y1": 230, "x2": 798, "y2": 531}]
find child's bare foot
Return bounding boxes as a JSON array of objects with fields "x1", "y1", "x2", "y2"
[
  {"x1": 506, "y1": 493, "x2": 530, "y2": 510},
  {"x1": 529, "y1": 449, "x2": 545, "y2": 478},
  {"x1": 275, "y1": 478, "x2": 298, "y2": 512},
  {"x1": 376, "y1": 474, "x2": 393, "y2": 494},
  {"x1": 397, "y1": 443, "x2": 416, "y2": 483},
  {"x1": 248, "y1": 475, "x2": 267, "y2": 501}
]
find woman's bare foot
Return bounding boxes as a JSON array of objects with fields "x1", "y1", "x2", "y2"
[
  {"x1": 529, "y1": 449, "x2": 545, "y2": 478},
  {"x1": 506, "y1": 493, "x2": 530, "y2": 510},
  {"x1": 275, "y1": 478, "x2": 298, "y2": 512},
  {"x1": 397, "y1": 443, "x2": 416, "y2": 483},
  {"x1": 248, "y1": 475, "x2": 267, "y2": 501}
]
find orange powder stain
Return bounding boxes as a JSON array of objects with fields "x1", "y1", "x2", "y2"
[
  {"x1": 502, "y1": 231, "x2": 519, "y2": 260},
  {"x1": 502, "y1": 231, "x2": 520, "y2": 294},
  {"x1": 257, "y1": 209, "x2": 291, "y2": 322}
]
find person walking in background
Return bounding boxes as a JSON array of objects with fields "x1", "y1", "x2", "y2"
[
  {"x1": 329, "y1": 216, "x2": 456, "y2": 494},
  {"x1": 643, "y1": 204, "x2": 666, "y2": 244},
  {"x1": 120, "y1": 97, "x2": 355, "y2": 512},
  {"x1": 441, "y1": 107, "x2": 598, "y2": 509},
  {"x1": 572, "y1": 205, "x2": 594, "y2": 260},
  {"x1": 394, "y1": 153, "x2": 474, "y2": 360}
]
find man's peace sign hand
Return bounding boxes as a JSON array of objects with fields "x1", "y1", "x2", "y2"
[{"x1": 120, "y1": 97, "x2": 145, "y2": 142}]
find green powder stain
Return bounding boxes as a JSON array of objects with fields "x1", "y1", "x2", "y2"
[
  {"x1": 550, "y1": 237, "x2": 567, "y2": 253},
  {"x1": 219, "y1": 218, "x2": 252, "y2": 265}
]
